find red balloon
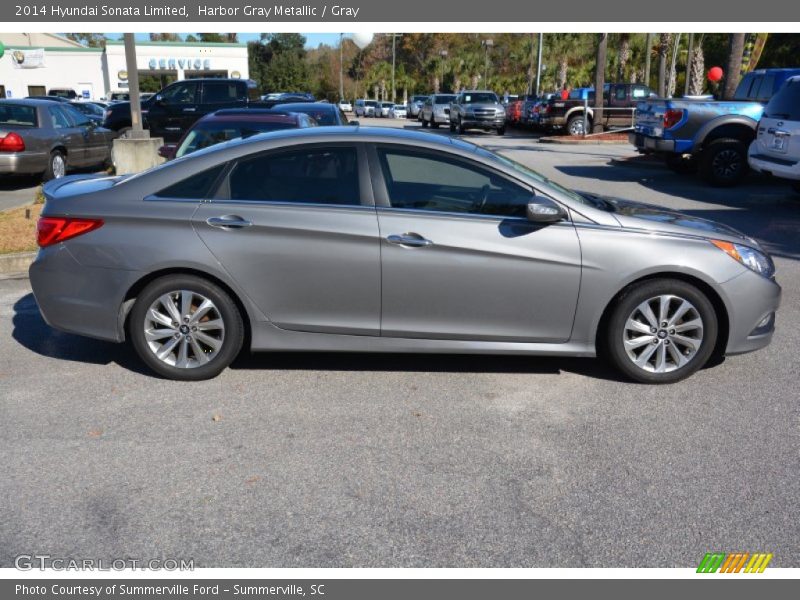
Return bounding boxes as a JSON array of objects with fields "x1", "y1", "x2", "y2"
[{"x1": 708, "y1": 67, "x2": 724, "y2": 82}]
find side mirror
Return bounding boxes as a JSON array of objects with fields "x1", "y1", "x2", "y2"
[
  {"x1": 154, "y1": 94, "x2": 165, "y2": 105},
  {"x1": 158, "y1": 144, "x2": 177, "y2": 159},
  {"x1": 526, "y1": 198, "x2": 567, "y2": 224}
]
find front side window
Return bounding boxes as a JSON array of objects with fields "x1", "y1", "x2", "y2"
[
  {"x1": 203, "y1": 82, "x2": 246, "y2": 104},
  {"x1": 49, "y1": 106, "x2": 73, "y2": 129},
  {"x1": 227, "y1": 146, "x2": 360, "y2": 206},
  {"x1": 377, "y1": 148, "x2": 532, "y2": 218},
  {"x1": 162, "y1": 81, "x2": 198, "y2": 104}
]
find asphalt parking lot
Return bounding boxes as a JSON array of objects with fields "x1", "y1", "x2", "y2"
[{"x1": 1, "y1": 117, "x2": 799, "y2": 568}]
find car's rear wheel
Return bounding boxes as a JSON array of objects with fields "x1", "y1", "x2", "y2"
[
  {"x1": 605, "y1": 279, "x2": 718, "y2": 384},
  {"x1": 129, "y1": 275, "x2": 244, "y2": 381},
  {"x1": 421, "y1": 117, "x2": 429, "y2": 128},
  {"x1": 43, "y1": 150, "x2": 66, "y2": 181},
  {"x1": 700, "y1": 138, "x2": 749, "y2": 187},
  {"x1": 457, "y1": 118, "x2": 465, "y2": 135},
  {"x1": 497, "y1": 127, "x2": 506, "y2": 136},
  {"x1": 449, "y1": 121, "x2": 456, "y2": 132},
  {"x1": 431, "y1": 116, "x2": 439, "y2": 129},
  {"x1": 567, "y1": 115, "x2": 587, "y2": 136}
]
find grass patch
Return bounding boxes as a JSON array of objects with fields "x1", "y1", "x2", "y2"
[{"x1": 0, "y1": 203, "x2": 41, "y2": 254}]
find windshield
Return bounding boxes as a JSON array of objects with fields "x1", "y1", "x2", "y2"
[
  {"x1": 71, "y1": 103, "x2": 103, "y2": 116},
  {"x1": 434, "y1": 95, "x2": 456, "y2": 104},
  {"x1": 475, "y1": 148, "x2": 606, "y2": 208},
  {"x1": 365, "y1": 101, "x2": 378, "y2": 107},
  {"x1": 176, "y1": 121, "x2": 297, "y2": 157},
  {"x1": 461, "y1": 92, "x2": 498, "y2": 104}
]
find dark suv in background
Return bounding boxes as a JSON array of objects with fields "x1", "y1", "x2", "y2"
[{"x1": 102, "y1": 79, "x2": 264, "y2": 142}]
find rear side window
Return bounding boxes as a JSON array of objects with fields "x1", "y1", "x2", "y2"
[
  {"x1": 50, "y1": 106, "x2": 73, "y2": 129},
  {"x1": 226, "y1": 146, "x2": 360, "y2": 206},
  {"x1": 753, "y1": 75, "x2": 776, "y2": 102},
  {"x1": 0, "y1": 104, "x2": 37, "y2": 127},
  {"x1": 763, "y1": 79, "x2": 800, "y2": 121},
  {"x1": 203, "y1": 82, "x2": 246, "y2": 104},
  {"x1": 733, "y1": 75, "x2": 758, "y2": 100},
  {"x1": 155, "y1": 164, "x2": 225, "y2": 199}
]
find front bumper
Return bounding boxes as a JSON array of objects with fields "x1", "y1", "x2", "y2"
[
  {"x1": 29, "y1": 245, "x2": 139, "y2": 343},
  {"x1": 720, "y1": 268, "x2": 781, "y2": 355},
  {"x1": 460, "y1": 117, "x2": 505, "y2": 130},
  {"x1": 0, "y1": 151, "x2": 49, "y2": 175}
]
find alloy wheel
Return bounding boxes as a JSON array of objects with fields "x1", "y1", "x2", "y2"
[
  {"x1": 144, "y1": 290, "x2": 225, "y2": 369},
  {"x1": 712, "y1": 149, "x2": 742, "y2": 180},
  {"x1": 52, "y1": 154, "x2": 66, "y2": 179},
  {"x1": 622, "y1": 295, "x2": 704, "y2": 373}
]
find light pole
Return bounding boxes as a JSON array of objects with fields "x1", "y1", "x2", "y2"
[
  {"x1": 482, "y1": 39, "x2": 493, "y2": 87},
  {"x1": 389, "y1": 33, "x2": 402, "y2": 103},
  {"x1": 440, "y1": 49, "x2": 448, "y2": 92}
]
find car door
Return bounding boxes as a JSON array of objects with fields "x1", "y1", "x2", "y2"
[
  {"x1": 63, "y1": 105, "x2": 108, "y2": 164},
  {"x1": 193, "y1": 143, "x2": 381, "y2": 335},
  {"x1": 48, "y1": 105, "x2": 89, "y2": 166},
  {"x1": 369, "y1": 144, "x2": 582, "y2": 342},
  {"x1": 148, "y1": 80, "x2": 200, "y2": 141}
]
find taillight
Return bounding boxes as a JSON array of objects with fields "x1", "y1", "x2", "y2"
[
  {"x1": 663, "y1": 108, "x2": 684, "y2": 129},
  {"x1": 0, "y1": 132, "x2": 25, "y2": 152},
  {"x1": 37, "y1": 217, "x2": 103, "y2": 248}
]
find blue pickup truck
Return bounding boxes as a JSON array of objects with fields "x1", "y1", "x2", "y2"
[{"x1": 630, "y1": 68, "x2": 800, "y2": 186}]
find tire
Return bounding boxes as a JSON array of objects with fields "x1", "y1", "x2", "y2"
[
  {"x1": 699, "y1": 138, "x2": 749, "y2": 187},
  {"x1": 496, "y1": 127, "x2": 506, "y2": 136},
  {"x1": 129, "y1": 274, "x2": 244, "y2": 381},
  {"x1": 604, "y1": 278, "x2": 718, "y2": 384},
  {"x1": 43, "y1": 150, "x2": 66, "y2": 181},
  {"x1": 421, "y1": 117, "x2": 429, "y2": 128},
  {"x1": 431, "y1": 116, "x2": 439, "y2": 129},
  {"x1": 566, "y1": 115, "x2": 588, "y2": 136},
  {"x1": 665, "y1": 153, "x2": 698, "y2": 174},
  {"x1": 449, "y1": 121, "x2": 456, "y2": 132},
  {"x1": 457, "y1": 117, "x2": 465, "y2": 135}
]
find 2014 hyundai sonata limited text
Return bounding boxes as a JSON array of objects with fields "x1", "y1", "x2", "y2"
[{"x1": 29, "y1": 127, "x2": 780, "y2": 383}]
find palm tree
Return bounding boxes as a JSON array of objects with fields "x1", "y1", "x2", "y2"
[
  {"x1": 657, "y1": 33, "x2": 672, "y2": 97},
  {"x1": 687, "y1": 34, "x2": 706, "y2": 96},
  {"x1": 722, "y1": 33, "x2": 746, "y2": 100},
  {"x1": 617, "y1": 33, "x2": 631, "y2": 81}
]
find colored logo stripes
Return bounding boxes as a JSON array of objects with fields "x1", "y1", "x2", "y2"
[{"x1": 697, "y1": 552, "x2": 773, "y2": 573}]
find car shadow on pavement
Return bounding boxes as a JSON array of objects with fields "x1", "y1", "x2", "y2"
[
  {"x1": 11, "y1": 293, "x2": 151, "y2": 375},
  {"x1": 229, "y1": 351, "x2": 628, "y2": 382},
  {"x1": 0, "y1": 175, "x2": 42, "y2": 191}
]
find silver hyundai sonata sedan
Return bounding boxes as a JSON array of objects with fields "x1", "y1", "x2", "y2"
[{"x1": 29, "y1": 127, "x2": 780, "y2": 383}]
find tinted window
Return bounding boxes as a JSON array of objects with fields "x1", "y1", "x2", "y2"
[
  {"x1": 433, "y1": 95, "x2": 456, "y2": 103},
  {"x1": 377, "y1": 148, "x2": 532, "y2": 218},
  {"x1": 753, "y1": 74, "x2": 776, "y2": 102},
  {"x1": 176, "y1": 120, "x2": 299, "y2": 158},
  {"x1": 764, "y1": 78, "x2": 800, "y2": 120},
  {"x1": 203, "y1": 82, "x2": 246, "y2": 103},
  {"x1": 227, "y1": 146, "x2": 360, "y2": 206},
  {"x1": 733, "y1": 75, "x2": 758, "y2": 100},
  {"x1": 156, "y1": 164, "x2": 225, "y2": 199},
  {"x1": 0, "y1": 104, "x2": 37, "y2": 127},
  {"x1": 49, "y1": 106, "x2": 73, "y2": 129},
  {"x1": 162, "y1": 81, "x2": 198, "y2": 104},
  {"x1": 62, "y1": 105, "x2": 93, "y2": 126}
]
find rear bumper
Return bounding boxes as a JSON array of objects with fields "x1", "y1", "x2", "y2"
[
  {"x1": 29, "y1": 245, "x2": 138, "y2": 343},
  {"x1": 720, "y1": 269, "x2": 782, "y2": 355},
  {"x1": 748, "y1": 149, "x2": 800, "y2": 181},
  {"x1": 0, "y1": 151, "x2": 48, "y2": 175},
  {"x1": 629, "y1": 132, "x2": 676, "y2": 153}
]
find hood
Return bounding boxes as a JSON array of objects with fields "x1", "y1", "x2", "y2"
[
  {"x1": 603, "y1": 197, "x2": 756, "y2": 245},
  {"x1": 467, "y1": 103, "x2": 504, "y2": 109}
]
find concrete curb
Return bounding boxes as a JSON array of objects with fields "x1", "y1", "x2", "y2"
[
  {"x1": 0, "y1": 251, "x2": 35, "y2": 277},
  {"x1": 539, "y1": 136, "x2": 630, "y2": 145}
]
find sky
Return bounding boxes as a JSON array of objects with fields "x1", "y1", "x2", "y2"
[{"x1": 104, "y1": 33, "x2": 341, "y2": 48}]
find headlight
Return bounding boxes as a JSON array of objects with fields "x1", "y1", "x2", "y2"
[{"x1": 711, "y1": 240, "x2": 775, "y2": 278}]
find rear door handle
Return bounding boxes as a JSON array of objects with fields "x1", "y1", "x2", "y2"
[
  {"x1": 206, "y1": 216, "x2": 252, "y2": 229},
  {"x1": 386, "y1": 233, "x2": 433, "y2": 247}
]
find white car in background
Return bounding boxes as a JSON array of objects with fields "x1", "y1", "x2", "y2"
[
  {"x1": 338, "y1": 100, "x2": 352, "y2": 112},
  {"x1": 376, "y1": 102, "x2": 394, "y2": 118},
  {"x1": 389, "y1": 104, "x2": 407, "y2": 119},
  {"x1": 748, "y1": 76, "x2": 800, "y2": 195}
]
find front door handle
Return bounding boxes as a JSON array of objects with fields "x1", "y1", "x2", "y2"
[
  {"x1": 206, "y1": 216, "x2": 252, "y2": 229},
  {"x1": 386, "y1": 233, "x2": 433, "y2": 247},
  {"x1": 183, "y1": 107, "x2": 197, "y2": 112}
]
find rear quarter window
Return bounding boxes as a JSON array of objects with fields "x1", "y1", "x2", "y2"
[
  {"x1": 154, "y1": 164, "x2": 226, "y2": 199},
  {"x1": 763, "y1": 79, "x2": 800, "y2": 121}
]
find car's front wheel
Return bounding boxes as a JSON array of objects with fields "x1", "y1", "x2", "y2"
[
  {"x1": 129, "y1": 275, "x2": 244, "y2": 381},
  {"x1": 605, "y1": 279, "x2": 718, "y2": 384}
]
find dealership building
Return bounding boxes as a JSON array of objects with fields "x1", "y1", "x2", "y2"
[{"x1": 0, "y1": 33, "x2": 249, "y2": 101}]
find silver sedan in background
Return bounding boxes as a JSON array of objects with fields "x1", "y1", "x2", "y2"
[
  {"x1": 29, "y1": 127, "x2": 780, "y2": 383},
  {"x1": 0, "y1": 99, "x2": 114, "y2": 181}
]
